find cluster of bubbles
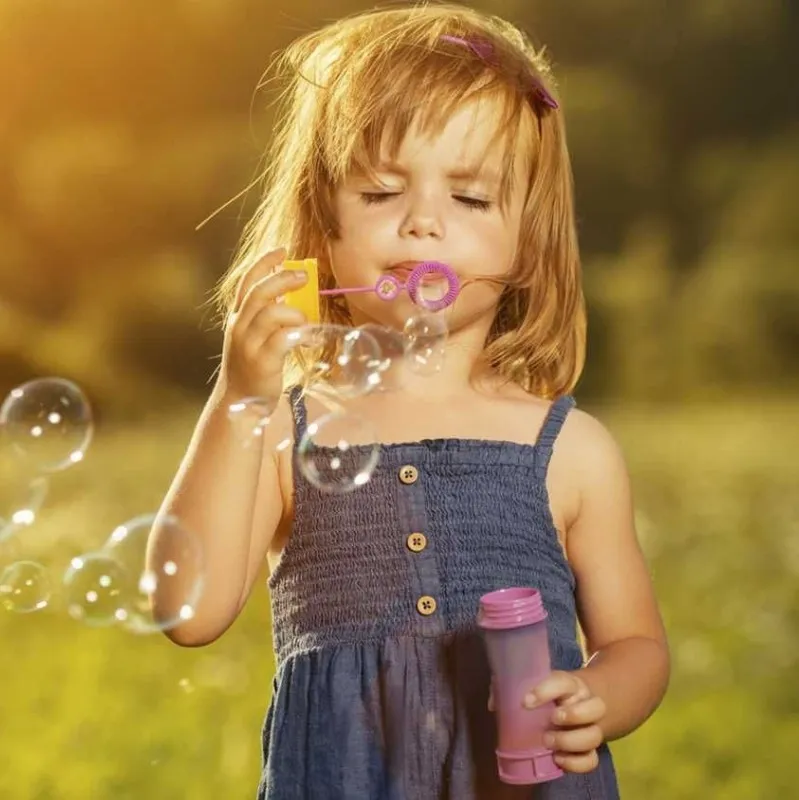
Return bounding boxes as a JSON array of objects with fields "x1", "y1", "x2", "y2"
[
  {"x1": 0, "y1": 303, "x2": 448, "y2": 622},
  {"x1": 228, "y1": 308, "x2": 449, "y2": 494},
  {"x1": 0, "y1": 378, "x2": 202, "y2": 626}
]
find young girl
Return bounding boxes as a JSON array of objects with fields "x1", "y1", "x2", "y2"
[{"x1": 149, "y1": 4, "x2": 670, "y2": 798}]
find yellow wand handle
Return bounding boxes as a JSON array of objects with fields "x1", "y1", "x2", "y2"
[{"x1": 281, "y1": 259, "x2": 320, "y2": 323}]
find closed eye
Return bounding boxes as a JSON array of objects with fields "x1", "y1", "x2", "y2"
[
  {"x1": 360, "y1": 192, "x2": 399, "y2": 205},
  {"x1": 455, "y1": 196, "x2": 493, "y2": 212}
]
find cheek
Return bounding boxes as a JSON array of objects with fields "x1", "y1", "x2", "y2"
[
  {"x1": 465, "y1": 217, "x2": 517, "y2": 269},
  {"x1": 335, "y1": 205, "x2": 388, "y2": 251}
]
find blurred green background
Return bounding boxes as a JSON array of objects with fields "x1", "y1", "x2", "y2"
[{"x1": 0, "y1": 0, "x2": 797, "y2": 797}]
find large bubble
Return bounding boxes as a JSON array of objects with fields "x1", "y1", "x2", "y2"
[
  {"x1": 292, "y1": 325, "x2": 384, "y2": 397},
  {"x1": 0, "y1": 378, "x2": 93, "y2": 472},
  {"x1": 103, "y1": 513, "x2": 204, "y2": 635},
  {"x1": 297, "y1": 410, "x2": 380, "y2": 493}
]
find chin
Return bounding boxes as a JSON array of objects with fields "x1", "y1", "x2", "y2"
[{"x1": 344, "y1": 299, "x2": 408, "y2": 329}]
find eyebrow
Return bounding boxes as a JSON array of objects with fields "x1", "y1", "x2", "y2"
[{"x1": 373, "y1": 160, "x2": 501, "y2": 186}]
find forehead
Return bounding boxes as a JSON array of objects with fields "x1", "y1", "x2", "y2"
[{"x1": 388, "y1": 99, "x2": 509, "y2": 167}]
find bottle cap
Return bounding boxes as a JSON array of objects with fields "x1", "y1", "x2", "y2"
[
  {"x1": 478, "y1": 587, "x2": 547, "y2": 630},
  {"x1": 496, "y1": 747, "x2": 564, "y2": 785}
]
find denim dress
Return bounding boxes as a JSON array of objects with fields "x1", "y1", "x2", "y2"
[{"x1": 258, "y1": 387, "x2": 620, "y2": 799}]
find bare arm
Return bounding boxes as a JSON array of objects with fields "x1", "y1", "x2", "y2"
[
  {"x1": 147, "y1": 385, "x2": 285, "y2": 646},
  {"x1": 566, "y1": 411, "x2": 670, "y2": 741}
]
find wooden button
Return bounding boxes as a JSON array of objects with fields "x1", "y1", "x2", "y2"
[
  {"x1": 416, "y1": 595, "x2": 437, "y2": 616},
  {"x1": 399, "y1": 465, "x2": 419, "y2": 485},
  {"x1": 407, "y1": 532, "x2": 427, "y2": 553}
]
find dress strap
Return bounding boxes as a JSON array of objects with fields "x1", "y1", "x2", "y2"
[
  {"x1": 287, "y1": 385, "x2": 308, "y2": 441},
  {"x1": 533, "y1": 395, "x2": 576, "y2": 480}
]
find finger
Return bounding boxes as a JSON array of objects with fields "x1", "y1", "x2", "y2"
[
  {"x1": 552, "y1": 696, "x2": 606, "y2": 728},
  {"x1": 524, "y1": 670, "x2": 583, "y2": 709},
  {"x1": 553, "y1": 749, "x2": 600, "y2": 774},
  {"x1": 256, "y1": 326, "x2": 305, "y2": 376},
  {"x1": 242, "y1": 304, "x2": 308, "y2": 348},
  {"x1": 238, "y1": 270, "x2": 308, "y2": 330},
  {"x1": 545, "y1": 724, "x2": 603, "y2": 756},
  {"x1": 232, "y1": 247, "x2": 287, "y2": 313},
  {"x1": 559, "y1": 688, "x2": 590, "y2": 708}
]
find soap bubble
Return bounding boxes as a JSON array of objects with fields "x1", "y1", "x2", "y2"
[
  {"x1": 0, "y1": 474, "x2": 48, "y2": 543},
  {"x1": 0, "y1": 560, "x2": 50, "y2": 613},
  {"x1": 227, "y1": 397, "x2": 290, "y2": 451},
  {"x1": 297, "y1": 411, "x2": 380, "y2": 493},
  {"x1": 403, "y1": 312, "x2": 448, "y2": 374},
  {"x1": 292, "y1": 325, "x2": 383, "y2": 398},
  {"x1": 63, "y1": 551, "x2": 132, "y2": 627},
  {"x1": 356, "y1": 324, "x2": 407, "y2": 390},
  {"x1": 0, "y1": 378, "x2": 93, "y2": 472},
  {"x1": 102, "y1": 513, "x2": 203, "y2": 634},
  {"x1": 227, "y1": 396, "x2": 271, "y2": 435}
]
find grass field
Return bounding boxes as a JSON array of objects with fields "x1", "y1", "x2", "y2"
[{"x1": 0, "y1": 398, "x2": 796, "y2": 799}]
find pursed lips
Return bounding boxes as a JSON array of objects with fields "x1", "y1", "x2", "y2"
[{"x1": 387, "y1": 262, "x2": 449, "y2": 284}]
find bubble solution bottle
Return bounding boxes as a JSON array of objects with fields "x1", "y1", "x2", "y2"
[{"x1": 478, "y1": 587, "x2": 564, "y2": 785}]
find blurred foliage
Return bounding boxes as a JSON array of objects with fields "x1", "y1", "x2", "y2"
[{"x1": 1, "y1": 0, "x2": 797, "y2": 797}]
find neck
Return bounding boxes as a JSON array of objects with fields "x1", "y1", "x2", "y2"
[{"x1": 385, "y1": 319, "x2": 496, "y2": 400}]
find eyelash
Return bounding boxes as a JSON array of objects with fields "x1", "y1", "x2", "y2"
[{"x1": 359, "y1": 192, "x2": 493, "y2": 213}]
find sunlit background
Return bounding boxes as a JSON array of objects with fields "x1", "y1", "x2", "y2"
[{"x1": 1, "y1": 0, "x2": 797, "y2": 797}]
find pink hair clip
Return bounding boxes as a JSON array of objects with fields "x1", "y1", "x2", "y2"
[{"x1": 440, "y1": 34, "x2": 559, "y2": 111}]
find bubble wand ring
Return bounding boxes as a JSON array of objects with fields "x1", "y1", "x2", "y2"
[{"x1": 405, "y1": 261, "x2": 460, "y2": 311}]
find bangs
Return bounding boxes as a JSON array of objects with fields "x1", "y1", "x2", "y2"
[{"x1": 302, "y1": 27, "x2": 538, "y2": 206}]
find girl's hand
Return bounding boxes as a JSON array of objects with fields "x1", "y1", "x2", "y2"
[
  {"x1": 219, "y1": 247, "x2": 308, "y2": 410},
  {"x1": 525, "y1": 670, "x2": 606, "y2": 774},
  {"x1": 487, "y1": 669, "x2": 606, "y2": 774}
]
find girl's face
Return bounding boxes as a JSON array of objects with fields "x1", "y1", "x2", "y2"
[{"x1": 327, "y1": 99, "x2": 530, "y2": 334}]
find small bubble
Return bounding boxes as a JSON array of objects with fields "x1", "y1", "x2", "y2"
[
  {"x1": 403, "y1": 313, "x2": 448, "y2": 374},
  {"x1": 63, "y1": 552, "x2": 131, "y2": 627},
  {"x1": 0, "y1": 560, "x2": 50, "y2": 613},
  {"x1": 357, "y1": 324, "x2": 406, "y2": 390}
]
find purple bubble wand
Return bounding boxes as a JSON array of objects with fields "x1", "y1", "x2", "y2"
[{"x1": 319, "y1": 261, "x2": 461, "y2": 312}]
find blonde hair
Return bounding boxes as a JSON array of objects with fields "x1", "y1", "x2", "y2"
[{"x1": 214, "y1": 2, "x2": 585, "y2": 399}]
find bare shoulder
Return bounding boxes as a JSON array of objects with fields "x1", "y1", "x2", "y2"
[
  {"x1": 558, "y1": 406, "x2": 629, "y2": 486},
  {"x1": 539, "y1": 405, "x2": 622, "y2": 535}
]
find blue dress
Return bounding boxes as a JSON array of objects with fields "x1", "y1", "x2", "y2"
[{"x1": 259, "y1": 387, "x2": 621, "y2": 799}]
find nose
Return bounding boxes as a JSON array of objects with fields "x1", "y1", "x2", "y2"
[{"x1": 399, "y1": 190, "x2": 444, "y2": 240}]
